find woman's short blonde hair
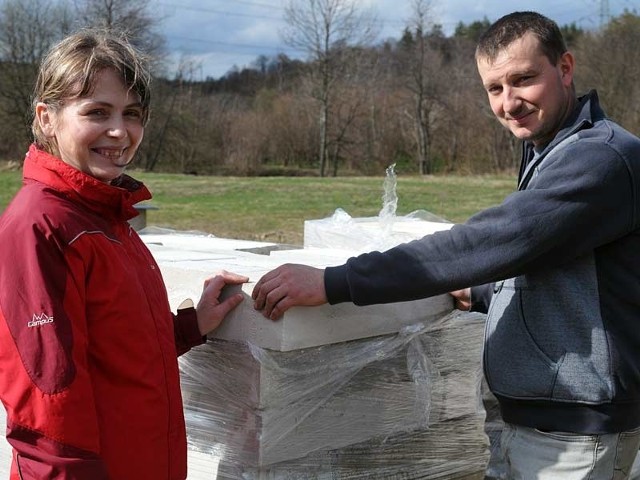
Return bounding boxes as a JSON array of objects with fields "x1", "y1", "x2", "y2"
[{"x1": 32, "y1": 29, "x2": 151, "y2": 155}]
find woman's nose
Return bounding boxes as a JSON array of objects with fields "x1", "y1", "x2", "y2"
[{"x1": 106, "y1": 116, "x2": 127, "y2": 138}]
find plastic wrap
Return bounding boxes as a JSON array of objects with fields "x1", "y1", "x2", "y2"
[
  {"x1": 138, "y1": 215, "x2": 489, "y2": 478},
  {"x1": 303, "y1": 208, "x2": 454, "y2": 253},
  {"x1": 180, "y1": 311, "x2": 489, "y2": 479}
]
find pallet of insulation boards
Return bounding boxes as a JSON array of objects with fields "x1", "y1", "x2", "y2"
[
  {"x1": 180, "y1": 310, "x2": 490, "y2": 479},
  {"x1": 146, "y1": 226, "x2": 490, "y2": 479}
]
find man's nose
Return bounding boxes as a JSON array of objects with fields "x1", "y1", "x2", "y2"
[{"x1": 502, "y1": 87, "x2": 522, "y2": 114}]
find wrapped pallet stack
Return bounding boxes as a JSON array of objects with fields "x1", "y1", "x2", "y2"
[
  {"x1": 148, "y1": 210, "x2": 490, "y2": 479},
  {"x1": 179, "y1": 310, "x2": 488, "y2": 479}
]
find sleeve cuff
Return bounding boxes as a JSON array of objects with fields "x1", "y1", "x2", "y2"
[
  {"x1": 175, "y1": 306, "x2": 206, "y2": 355},
  {"x1": 469, "y1": 283, "x2": 495, "y2": 314},
  {"x1": 324, "y1": 264, "x2": 352, "y2": 305}
]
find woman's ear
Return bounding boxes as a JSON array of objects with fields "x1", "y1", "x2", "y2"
[{"x1": 35, "y1": 102, "x2": 56, "y2": 137}]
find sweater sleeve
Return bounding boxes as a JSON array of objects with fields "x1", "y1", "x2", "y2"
[
  {"x1": 324, "y1": 139, "x2": 637, "y2": 306},
  {"x1": 469, "y1": 283, "x2": 495, "y2": 314},
  {"x1": 173, "y1": 305, "x2": 206, "y2": 356},
  {"x1": 0, "y1": 219, "x2": 109, "y2": 478}
]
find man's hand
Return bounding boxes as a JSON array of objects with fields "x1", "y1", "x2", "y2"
[
  {"x1": 252, "y1": 264, "x2": 327, "y2": 320},
  {"x1": 196, "y1": 270, "x2": 249, "y2": 335},
  {"x1": 450, "y1": 288, "x2": 471, "y2": 311}
]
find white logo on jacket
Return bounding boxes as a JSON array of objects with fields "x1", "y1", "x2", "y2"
[{"x1": 28, "y1": 313, "x2": 54, "y2": 327}]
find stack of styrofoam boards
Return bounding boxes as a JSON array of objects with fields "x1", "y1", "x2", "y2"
[
  {"x1": 141, "y1": 230, "x2": 488, "y2": 479},
  {"x1": 179, "y1": 311, "x2": 488, "y2": 479}
]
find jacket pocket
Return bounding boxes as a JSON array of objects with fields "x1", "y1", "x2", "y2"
[{"x1": 483, "y1": 278, "x2": 560, "y2": 400}]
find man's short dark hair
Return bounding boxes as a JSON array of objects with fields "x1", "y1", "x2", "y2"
[{"x1": 476, "y1": 11, "x2": 568, "y2": 65}]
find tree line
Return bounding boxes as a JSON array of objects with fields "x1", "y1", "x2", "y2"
[{"x1": 0, "y1": 0, "x2": 638, "y2": 176}]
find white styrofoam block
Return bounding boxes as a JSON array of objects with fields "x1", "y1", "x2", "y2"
[
  {"x1": 146, "y1": 246, "x2": 238, "y2": 263},
  {"x1": 158, "y1": 254, "x2": 453, "y2": 352},
  {"x1": 267, "y1": 247, "x2": 359, "y2": 267},
  {"x1": 160, "y1": 258, "x2": 453, "y2": 352},
  {"x1": 186, "y1": 449, "x2": 220, "y2": 479},
  {"x1": 214, "y1": 284, "x2": 453, "y2": 351},
  {"x1": 157, "y1": 260, "x2": 274, "y2": 312},
  {"x1": 141, "y1": 232, "x2": 276, "y2": 253},
  {"x1": 257, "y1": 384, "x2": 425, "y2": 465},
  {"x1": 150, "y1": 234, "x2": 455, "y2": 351}
]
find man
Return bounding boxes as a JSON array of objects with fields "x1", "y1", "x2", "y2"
[{"x1": 252, "y1": 11, "x2": 640, "y2": 479}]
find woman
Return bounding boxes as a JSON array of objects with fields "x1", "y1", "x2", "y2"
[{"x1": 0, "y1": 29, "x2": 247, "y2": 479}]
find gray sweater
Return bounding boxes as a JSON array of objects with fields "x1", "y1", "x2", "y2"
[{"x1": 324, "y1": 90, "x2": 640, "y2": 434}]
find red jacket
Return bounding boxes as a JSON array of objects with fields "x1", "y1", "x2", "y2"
[{"x1": 0, "y1": 145, "x2": 204, "y2": 479}]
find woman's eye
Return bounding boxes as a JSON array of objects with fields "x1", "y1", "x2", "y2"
[{"x1": 125, "y1": 109, "x2": 143, "y2": 118}]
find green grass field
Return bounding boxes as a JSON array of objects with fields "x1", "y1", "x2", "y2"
[{"x1": 0, "y1": 168, "x2": 516, "y2": 245}]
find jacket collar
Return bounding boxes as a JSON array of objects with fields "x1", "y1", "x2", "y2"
[
  {"x1": 518, "y1": 90, "x2": 605, "y2": 186},
  {"x1": 23, "y1": 144, "x2": 151, "y2": 222},
  {"x1": 544, "y1": 89, "x2": 604, "y2": 154}
]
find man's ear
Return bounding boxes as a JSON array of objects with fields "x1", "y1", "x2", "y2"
[
  {"x1": 35, "y1": 102, "x2": 56, "y2": 137},
  {"x1": 559, "y1": 51, "x2": 575, "y2": 86}
]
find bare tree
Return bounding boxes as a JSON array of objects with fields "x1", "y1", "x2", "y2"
[
  {"x1": 0, "y1": 0, "x2": 166, "y2": 159},
  {"x1": 401, "y1": 0, "x2": 445, "y2": 175},
  {"x1": 74, "y1": 0, "x2": 165, "y2": 61},
  {"x1": 326, "y1": 48, "x2": 382, "y2": 175},
  {"x1": 281, "y1": 0, "x2": 378, "y2": 176},
  {"x1": 574, "y1": 13, "x2": 640, "y2": 134},
  {"x1": 0, "y1": 0, "x2": 74, "y2": 154},
  {"x1": 139, "y1": 57, "x2": 200, "y2": 172},
  {"x1": 267, "y1": 92, "x2": 318, "y2": 170}
]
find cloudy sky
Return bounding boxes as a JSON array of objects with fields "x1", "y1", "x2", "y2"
[{"x1": 150, "y1": 0, "x2": 637, "y2": 79}]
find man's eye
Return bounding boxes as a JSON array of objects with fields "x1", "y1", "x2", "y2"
[{"x1": 515, "y1": 76, "x2": 532, "y2": 86}]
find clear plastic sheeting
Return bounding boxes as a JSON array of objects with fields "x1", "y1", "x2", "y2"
[
  {"x1": 303, "y1": 208, "x2": 454, "y2": 253},
  {"x1": 299, "y1": 163, "x2": 454, "y2": 254},
  {"x1": 180, "y1": 311, "x2": 489, "y2": 479}
]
